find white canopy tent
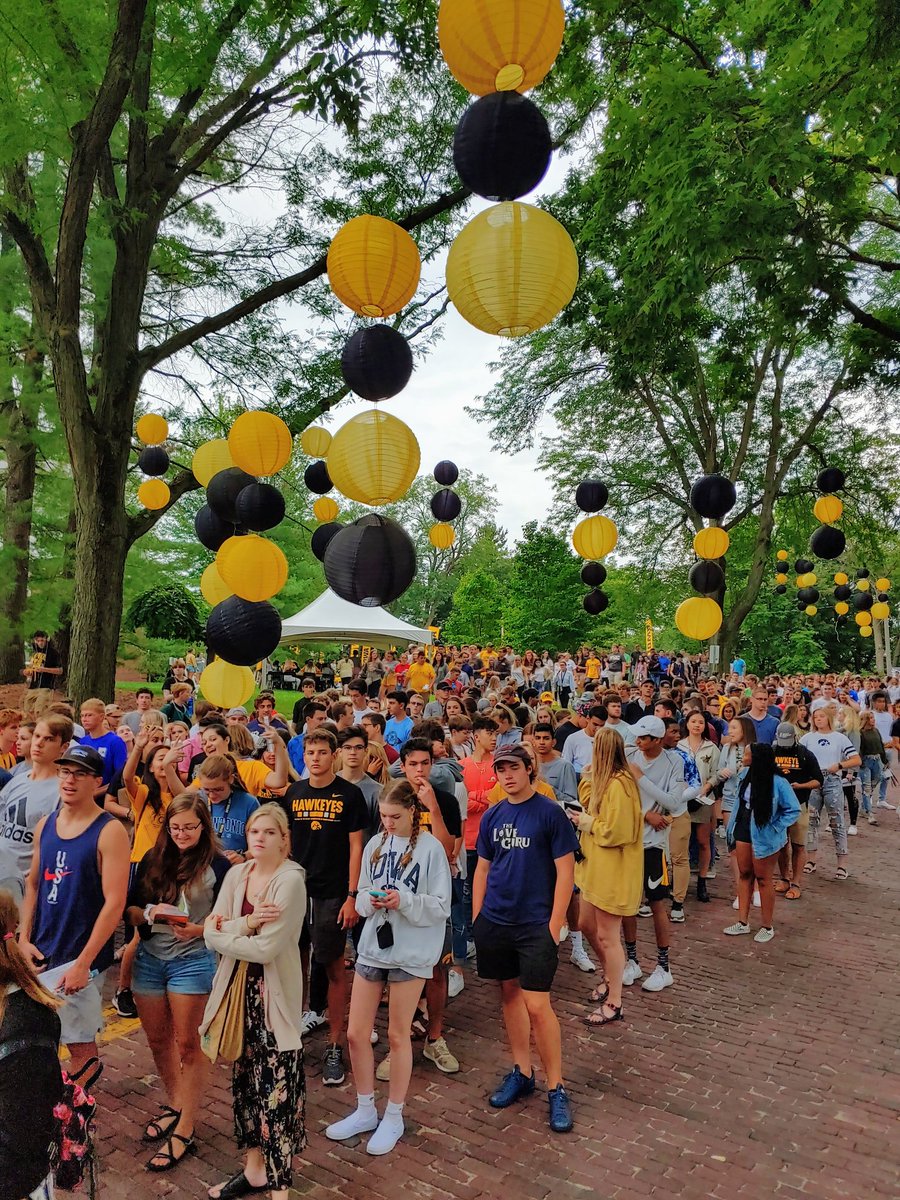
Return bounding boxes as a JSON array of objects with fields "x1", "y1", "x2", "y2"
[{"x1": 278, "y1": 589, "x2": 433, "y2": 649}]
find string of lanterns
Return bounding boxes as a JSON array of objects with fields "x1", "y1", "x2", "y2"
[
  {"x1": 135, "y1": 414, "x2": 172, "y2": 510},
  {"x1": 674, "y1": 474, "x2": 736, "y2": 641},
  {"x1": 429, "y1": 461, "x2": 461, "y2": 549},
  {"x1": 570, "y1": 479, "x2": 615, "y2": 614},
  {"x1": 809, "y1": 467, "x2": 847, "y2": 560}
]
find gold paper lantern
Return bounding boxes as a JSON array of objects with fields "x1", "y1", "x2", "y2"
[
  {"x1": 855, "y1": 611, "x2": 872, "y2": 627},
  {"x1": 300, "y1": 427, "x2": 333, "y2": 458},
  {"x1": 313, "y1": 496, "x2": 340, "y2": 522},
  {"x1": 200, "y1": 562, "x2": 233, "y2": 607},
  {"x1": 572, "y1": 515, "x2": 618, "y2": 560},
  {"x1": 136, "y1": 413, "x2": 168, "y2": 445},
  {"x1": 797, "y1": 572, "x2": 817, "y2": 587},
  {"x1": 856, "y1": 578, "x2": 871, "y2": 592},
  {"x1": 775, "y1": 574, "x2": 789, "y2": 586},
  {"x1": 805, "y1": 605, "x2": 818, "y2": 616},
  {"x1": 675, "y1": 597, "x2": 723, "y2": 641},
  {"x1": 326, "y1": 410, "x2": 420, "y2": 506},
  {"x1": 192, "y1": 438, "x2": 234, "y2": 487},
  {"x1": 438, "y1": 0, "x2": 565, "y2": 95},
  {"x1": 834, "y1": 601, "x2": 849, "y2": 615},
  {"x1": 327, "y1": 216, "x2": 421, "y2": 317},
  {"x1": 693, "y1": 527, "x2": 729, "y2": 559},
  {"x1": 834, "y1": 572, "x2": 849, "y2": 585},
  {"x1": 216, "y1": 535, "x2": 289, "y2": 602},
  {"x1": 813, "y1": 495, "x2": 843, "y2": 524},
  {"x1": 776, "y1": 549, "x2": 789, "y2": 561},
  {"x1": 876, "y1": 577, "x2": 891, "y2": 592},
  {"x1": 860, "y1": 626, "x2": 873, "y2": 638},
  {"x1": 871, "y1": 602, "x2": 891, "y2": 620},
  {"x1": 228, "y1": 412, "x2": 292, "y2": 476},
  {"x1": 429, "y1": 523, "x2": 456, "y2": 549},
  {"x1": 200, "y1": 659, "x2": 255, "y2": 709},
  {"x1": 138, "y1": 479, "x2": 170, "y2": 510},
  {"x1": 446, "y1": 202, "x2": 578, "y2": 337}
]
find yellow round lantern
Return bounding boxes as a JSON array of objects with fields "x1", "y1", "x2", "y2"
[
  {"x1": 138, "y1": 479, "x2": 170, "y2": 510},
  {"x1": 313, "y1": 496, "x2": 340, "y2": 522},
  {"x1": 855, "y1": 611, "x2": 872, "y2": 627},
  {"x1": 200, "y1": 562, "x2": 233, "y2": 607},
  {"x1": 136, "y1": 413, "x2": 168, "y2": 445},
  {"x1": 675, "y1": 597, "x2": 722, "y2": 641},
  {"x1": 813, "y1": 495, "x2": 843, "y2": 524},
  {"x1": 834, "y1": 601, "x2": 849, "y2": 615},
  {"x1": 446, "y1": 202, "x2": 578, "y2": 337},
  {"x1": 429, "y1": 523, "x2": 456, "y2": 550},
  {"x1": 856, "y1": 578, "x2": 871, "y2": 592},
  {"x1": 572, "y1": 515, "x2": 618, "y2": 560},
  {"x1": 804, "y1": 605, "x2": 818, "y2": 616},
  {"x1": 192, "y1": 438, "x2": 234, "y2": 487},
  {"x1": 200, "y1": 659, "x2": 255, "y2": 709},
  {"x1": 834, "y1": 572, "x2": 849, "y2": 585},
  {"x1": 327, "y1": 215, "x2": 421, "y2": 318},
  {"x1": 228, "y1": 411, "x2": 292, "y2": 476},
  {"x1": 775, "y1": 573, "x2": 788, "y2": 586},
  {"x1": 300, "y1": 427, "x2": 333, "y2": 458},
  {"x1": 871, "y1": 602, "x2": 891, "y2": 620},
  {"x1": 216, "y1": 535, "x2": 289, "y2": 602},
  {"x1": 438, "y1": 0, "x2": 565, "y2": 95},
  {"x1": 860, "y1": 626, "x2": 873, "y2": 638},
  {"x1": 693, "y1": 527, "x2": 729, "y2": 559},
  {"x1": 876, "y1": 577, "x2": 891, "y2": 592},
  {"x1": 326, "y1": 410, "x2": 420, "y2": 506},
  {"x1": 776, "y1": 549, "x2": 789, "y2": 561},
  {"x1": 797, "y1": 572, "x2": 817, "y2": 587}
]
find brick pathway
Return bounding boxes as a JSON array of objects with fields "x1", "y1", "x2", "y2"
[{"x1": 91, "y1": 812, "x2": 900, "y2": 1199}]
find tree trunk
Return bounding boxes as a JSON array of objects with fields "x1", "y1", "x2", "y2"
[{"x1": 0, "y1": 396, "x2": 37, "y2": 682}]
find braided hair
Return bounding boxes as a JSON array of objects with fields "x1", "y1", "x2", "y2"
[{"x1": 371, "y1": 778, "x2": 421, "y2": 868}]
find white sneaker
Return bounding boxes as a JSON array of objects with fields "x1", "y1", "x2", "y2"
[
  {"x1": 326, "y1": 1106, "x2": 379, "y2": 1141},
  {"x1": 637, "y1": 903, "x2": 652, "y2": 917},
  {"x1": 370, "y1": 1029, "x2": 379, "y2": 1044},
  {"x1": 732, "y1": 897, "x2": 740, "y2": 909},
  {"x1": 367, "y1": 1114, "x2": 404, "y2": 1156},
  {"x1": 301, "y1": 1009, "x2": 326, "y2": 1036},
  {"x1": 752, "y1": 890, "x2": 761, "y2": 907},
  {"x1": 847, "y1": 825, "x2": 858, "y2": 835},
  {"x1": 723, "y1": 922, "x2": 751, "y2": 935},
  {"x1": 715, "y1": 826, "x2": 726, "y2": 840},
  {"x1": 448, "y1": 969, "x2": 465, "y2": 998},
  {"x1": 641, "y1": 965, "x2": 674, "y2": 992},
  {"x1": 706, "y1": 869, "x2": 717, "y2": 879},
  {"x1": 466, "y1": 940, "x2": 477, "y2": 959},
  {"x1": 622, "y1": 960, "x2": 643, "y2": 986},
  {"x1": 669, "y1": 904, "x2": 685, "y2": 923},
  {"x1": 570, "y1": 945, "x2": 596, "y2": 972},
  {"x1": 867, "y1": 814, "x2": 878, "y2": 826},
  {"x1": 754, "y1": 927, "x2": 775, "y2": 943},
  {"x1": 876, "y1": 800, "x2": 896, "y2": 810}
]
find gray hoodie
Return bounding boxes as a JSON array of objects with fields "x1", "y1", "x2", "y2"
[{"x1": 625, "y1": 745, "x2": 695, "y2": 849}]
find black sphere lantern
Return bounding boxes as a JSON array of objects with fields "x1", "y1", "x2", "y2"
[
  {"x1": 453, "y1": 92, "x2": 552, "y2": 202},
  {"x1": 195, "y1": 504, "x2": 235, "y2": 552},
  {"x1": 853, "y1": 590, "x2": 874, "y2": 612},
  {"x1": 583, "y1": 588, "x2": 609, "y2": 615},
  {"x1": 207, "y1": 467, "x2": 256, "y2": 524},
  {"x1": 431, "y1": 489, "x2": 462, "y2": 521},
  {"x1": 575, "y1": 479, "x2": 609, "y2": 513},
  {"x1": 323, "y1": 513, "x2": 417, "y2": 607},
  {"x1": 775, "y1": 584, "x2": 787, "y2": 595},
  {"x1": 834, "y1": 584, "x2": 852, "y2": 601},
  {"x1": 434, "y1": 461, "x2": 459, "y2": 487},
  {"x1": 311, "y1": 521, "x2": 343, "y2": 562},
  {"x1": 206, "y1": 596, "x2": 282, "y2": 666},
  {"x1": 794, "y1": 558, "x2": 814, "y2": 575},
  {"x1": 581, "y1": 561, "x2": 607, "y2": 588},
  {"x1": 304, "y1": 460, "x2": 333, "y2": 495},
  {"x1": 235, "y1": 482, "x2": 286, "y2": 532},
  {"x1": 797, "y1": 586, "x2": 820, "y2": 605},
  {"x1": 138, "y1": 446, "x2": 170, "y2": 476},
  {"x1": 816, "y1": 467, "x2": 846, "y2": 493},
  {"x1": 856, "y1": 568, "x2": 871, "y2": 579},
  {"x1": 690, "y1": 473, "x2": 736, "y2": 519},
  {"x1": 340, "y1": 325, "x2": 414, "y2": 402},
  {"x1": 809, "y1": 525, "x2": 845, "y2": 560},
  {"x1": 689, "y1": 560, "x2": 725, "y2": 596}
]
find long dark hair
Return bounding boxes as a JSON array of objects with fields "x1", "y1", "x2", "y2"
[
  {"x1": 142, "y1": 743, "x2": 170, "y2": 818},
  {"x1": 737, "y1": 742, "x2": 776, "y2": 827},
  {"x1": 142, "y1": 793, "x2": 220, "y2": 904}
]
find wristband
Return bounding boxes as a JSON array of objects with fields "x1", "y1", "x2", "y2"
[
  {"x1": 348, "y1": 890, "x2": 359, "y2": 899},
  {"x1": 143, "y1": 904, "x2": 154, "y2": 925}
]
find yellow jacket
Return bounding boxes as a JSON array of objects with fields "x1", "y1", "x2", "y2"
[{"x1": 574, "y1": 772, "x2": 643, "y2": 916}]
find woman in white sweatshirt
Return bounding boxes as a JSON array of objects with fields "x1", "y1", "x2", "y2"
[{"x1": 326, "y1": 779, "x2": 451, "y2": 1156}]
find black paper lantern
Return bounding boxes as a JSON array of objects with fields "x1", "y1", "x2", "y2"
[
  {"x1": 834, "y1": 584, "x2": 852, "y2": 601},
  {"x1": 207, "y1": 467, "x2": 256, "y2": 523},
  {"x1": 311, "y1": 521, "x2": 343, "y2": 562},
  {"x1": 796, "y1": 600, "x2": 808, "y2": 611},
  {"x1": 878, "y1": 591, "x2": 889, "y2": 603},
  {"x1": 794, "y1": 558, "x2": 814, "y2": 575},
  {"x1": 206, "y1": 596, "x2": 282, "y2": 666},
  {"x1": 453, "y1": 91, "x2": 552, "y2": 202},
  {"x1": 797, "y1": 587, "x2": 820, "y2": 605},
  {"x1": 583, "y1": 588, "x2": 609, "y2": 615},
  {"x1": 775, "y1": 584, "x2": 787, "y2": 595},
  {"x1": 816, "y1": 467, "x2": 846, "y2": 493},
  {"x1": 581, "y1": 561, "x2": 607, "y2": 587},
  {"x1": 434, "y1": 460, "x2": 459, "y2": 487},
  {"x1": 431, "y1": 489, "x2": 462, "y2": 521},
  {"x1": 689, "y1": 560, "x2": 725, "y2": 596},
  {"x1": 324, "y1": 514, "x2": 416, "y2": 607},
  {"x1": 340, "y1": 325, "x2": 414, "y2": 402},
  {"x1": 235, "y1": 482, "x2": 286, "y2": 532},
  {"x1": 836, "y1": 614, "x2": 848, "y2": 627},
  {"x1": 138, "y1": 446, "x2": 170, "y2": 476},
  {"x1": 809, "y1": 525, "x2": 845, "y2": 560},
  {"x1": 304, "y1": 460, "x2": 333, "y2": 495},
  {"x1": 195, "y1": 504, "x2": 235, "y2": 552},
  {"x1": 575, "y1": 479, "x2": 609, "y2": 513},
  {"x1": 853, "y1": 590, "x2": 874, "y2": 612},
  {"x1": 856, "y1": 568, "x2": 870, "y2": 579},
  {"x1": 690, "y1": 473, "x2": 736, "y2": 519}
]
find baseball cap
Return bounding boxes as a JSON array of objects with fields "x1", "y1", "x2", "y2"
[
  {"x1": 774, "y1": 722, "x2": 798, "y2": 747},
  {"x1": 226, "y1": 706, "x2": 248, "y2": 718},
  {"x1": 540, "y1": 691, "x2": 554, "y2": 703},
  {"x1": 632, "y1": 716, "x2": 666, "y2": 739},
  {"x1": 493, "y1": 744, "x2": 533, "y2": 769},
  {"x1": 55, "y1": 744, "x2": 105, "y2": 776},
  {"x1": 436, "y1": 680, "x2": 451, "y2": 691}
]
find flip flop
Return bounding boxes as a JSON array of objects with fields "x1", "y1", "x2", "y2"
[{"x1": 785, "y1": 885, "x2": 802, "y2": 900}]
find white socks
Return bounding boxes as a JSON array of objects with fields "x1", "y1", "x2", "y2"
[
  {"x1": 570, "y1": 931, "x2": 584, "y2": 952},
  {"x1": 367, "y1": 1100, "x2": 404, "y2": 1156},
  {"x1": 325, "y1": 1094, "x2": 378, "y2": 1141}
]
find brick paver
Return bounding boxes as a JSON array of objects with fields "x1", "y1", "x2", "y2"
[{"x1": 89, "y1": 811, "x2": 900, "y2": 1199}]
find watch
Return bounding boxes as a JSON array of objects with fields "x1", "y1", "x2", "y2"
[{"x1": 348, "y1": 890, "x2": 359, "y2": 899}]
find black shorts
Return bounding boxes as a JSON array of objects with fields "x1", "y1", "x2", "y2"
[
  {"x1": 643, "y1": 847, "x2": 671, "y2": 904},
  {"x1": 300, "y1": 896, "x2": 347, "y2": 965},
  {"x1": 472, "y1": 914, "x2": 559, "y2": 993}
]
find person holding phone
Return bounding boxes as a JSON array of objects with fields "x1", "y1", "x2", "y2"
[{"x1": 326, "y1": 779, "x2": 451, "y2": 1155}]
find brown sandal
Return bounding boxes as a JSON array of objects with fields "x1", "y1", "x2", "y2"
[
  {"x1": 584, "y1": 1002, "x2": 623, "y2": 1026},
  {"x1": 785, "y1": 884, "x2": 801, "y2": 900},
  {"x1": 773, "y1": 879, "x2": 790, "y2": 895}
]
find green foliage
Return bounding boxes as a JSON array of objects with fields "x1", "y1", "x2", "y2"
[
  {"x1": 125, "y1": 585, "x2": 203, "y2": 642},
  {"x1": 442, "y1": 569, "x2": 504, "y2": 646},
  {"x1": 118, "y1": 631, "x2": 194, "y2": 683},
  {"x1": 503, "y1": 523, "x2": 589, "y2": 652}
]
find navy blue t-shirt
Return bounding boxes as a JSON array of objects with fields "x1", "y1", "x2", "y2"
[
  {"x1": 476, "y1": 794, "x2": 579, "y2": 927},
  {"x1": 208, "y1": 788, "x2": 259, "y2": 853},
  {"x1": 77, "y1": 731, "x2": 127, "y2": 788},
  {"x1": 748, "y1": 713, "x2": 780, "y2": 745}
]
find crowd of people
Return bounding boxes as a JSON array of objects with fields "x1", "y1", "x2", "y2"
[{"x1": 2, "y1": 638, "x2": 899, "y2": 1200}]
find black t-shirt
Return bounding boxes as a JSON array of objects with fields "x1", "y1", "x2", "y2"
[
  {"x1": 27, "y1": 642, "x2": 60, "y2": 689},
  {"x1": 420, "y1": 786, "x2": 463, "y2": 840},
  {"x1": 283, "y1": 775, "x2": 368, "y2": 899},
  {"x1": 773, "y1": 744, "x2": 823, "y2": 804},
  {"x1": 623, "y1": 700, "x2": 654, "y2": 725},
  {"x1": 891, "y1": 718, "x2": 900, "y2": 741},
  {"x1": 553, "y1": 720, "x2": 578, "y2": 751}
]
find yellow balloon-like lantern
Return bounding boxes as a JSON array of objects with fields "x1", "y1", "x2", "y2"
[
  {"x1": 693, "y1": 527, "x2": 729, "y2": 559},
  {"x1": 871, "y1": 601, "x2": 891, "y2": 620},
  {"x1": 446, "y1": 202, "x2": 578, "y2": 337},
  {"x1": 438, "y1": 0, "x2": 565, "y2": 95},
  {"x1": 857, "y1": 578, "x2": 871, "y2": 592},
  {"x1": 855, "y1": 611, "x2": 872, "y2": 627},
  {"x1": 675, "y1": 597, "x2": 723, "y2": 641},
  {"x1": 805, "y1": 605, "x2": 818, "y2": 616},
  {"x1": 776, "y1": 549, "x2": 789, "y2": 561},
  {"x1": 138, "y1": 479, "x2": 170, "y2": 510},
  {"x1": 326, "y1": 410, "x2": 420, "y2": 506},
  {"x1": 798, "y1": 572, "x2": 817, "y2": 586},
  {"x1": 775, "y1": 573, "x2": 788, "y2": 586},
  {"x1": 835, "y1": 601, "x2": 849, "y2": 615},
  {"x1": 192, "y1": 438, "x2": 234, "y2": 487},
  {"x1": 313, "y1": 496, "x2": 340, "y2": 522},
  {"x1": 429, "y1": 523, "x2": 456, "y2": 550},
  {"x1": 300, "y1": 427, "x2": 333, "y2": 458},
  {"x1": 813, "y1": 495, "x2": 843, "y2": 524},
  {"x1": 860, "y1": 626, "x2": 873, "y2": 638},
  {"x1": 136, "y1": 413, "x2": 168, "y2": 445},
  {"x1": 216, "y1": 535, "x2": 288, "y2": 602},
  {"x1": 834, "y1": 572, "x2": 849, "y2": 585},
  {"x1": 327, "y1": 216, "x2": 421, "y2": 317},
  {"x1": 572, "y1": 515, "x2": 618, "y2": 560},
  {"x1": 228, "y1": 412, "x2": 292, "y2": 476},
  {"x1": 200, "y1": 562, "x2": 233, "y2": 607},
  {"x1": 876, "y1": 577, "x2": 891, "y2": 592},
  {"x1": 200, "y1": 659, "x2": 255, "y2": 709}
]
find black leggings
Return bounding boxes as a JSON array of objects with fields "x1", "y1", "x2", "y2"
[{"x1": 844, "y1": 783, "x2": 859, "y2": 826}]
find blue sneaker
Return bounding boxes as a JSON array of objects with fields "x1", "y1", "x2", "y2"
[
  {"x1": 548, "y1": 1084, "x2": 573, "y2": 1133},
  {"x1": 489, "y1": 1065, "x2": 536, "y2": 1109}
]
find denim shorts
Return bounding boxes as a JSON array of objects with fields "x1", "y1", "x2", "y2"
[
  {"x1": 355, "y1": 962, "x2": 419, "y2": 984},
  {"x1": 59, "y1": 969, "x2": 107, "y2": 1046},
  {"x1": 133, "y1": 943, "x2": 217, "y2": 996}
]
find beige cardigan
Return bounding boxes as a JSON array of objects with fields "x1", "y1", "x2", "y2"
[{"x1": 200, "y1": 858, "x2": 306, "y2": 1052}]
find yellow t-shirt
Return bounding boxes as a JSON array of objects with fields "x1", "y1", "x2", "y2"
[
  {"x1": 406, "y1": 662, "x2": 436, "y2": 694},
  {"x1": 127, "y1": 780, "x2": 173, "y2": 862},
  {"x1": 487, "y1": 778, "x2": 557, "y2": 806},
  {"x1": 190, "y1": 758, "x2": 271, "y2": 797},
  {"x1": 585, "y1": 657, "x2": 601, "y2": 680},
  {"x1": 0, "y1": 751, "x2": 17, "y2": 772}
]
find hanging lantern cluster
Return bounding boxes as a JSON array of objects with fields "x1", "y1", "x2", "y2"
[
  {"x1": 773, "y1": 548, "x2": 790, "y2": 595},
  {"x1": 675, "y1": 474, "x2": 736, "y2": 641},
  {"x1": 135, "y1": 414, "x2": 172, "y2": 510},
  {"x1": 809, "y1": 467, "x2": 847, "y2": 560},
  {"x1": 791, "y1": 558, "x2": 819, "y2": 616},
  {"x1": 570, "y1": 479, "x2": 615, "y2": 614},
  {"x1": 429, "y1": 461, "x2": 461, "y2": 549},
  {"x1": 438, "y1": 0, "x2": 578, "y2": 338}
]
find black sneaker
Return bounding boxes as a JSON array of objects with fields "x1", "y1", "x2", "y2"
[
  {"x1": 323, "y1": 1043, "x2": 345, "y2": 1086},
  {"x1": 113, "y1": 988, "x2": 138, "y2": 1019}
]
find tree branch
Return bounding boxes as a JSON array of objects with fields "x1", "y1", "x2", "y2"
[{"x1": 125, "y1": 468, "x2": 199, "y2": 547}]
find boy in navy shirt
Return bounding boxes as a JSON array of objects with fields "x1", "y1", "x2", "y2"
[{"x1": 77, "y1": 698, "x2": 127, "y2": 792}]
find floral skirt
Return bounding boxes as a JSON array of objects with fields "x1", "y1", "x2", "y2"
[{"x1": 232, "y1": 974, "x2": 306, "y2": 1189}]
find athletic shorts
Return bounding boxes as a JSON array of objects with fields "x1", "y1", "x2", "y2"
[
  {"x1": 301, "y1": 896, "x2": 347, "y2": 965},
  {"x1": 58, "y1": 969, "x2": 107, "y2": 1046},
  {"x1": 132, "y1": 944, "x2": 217, "y2": 996},
  {"x1": 788, "y1": 803, "x2": 810, "y2": 847},
  {"x1": 472, "y1": 914, "x2": 559, "y2": 992},
  {"x1": 643, "y1": 847, "x2": 671, "y2": 904}
]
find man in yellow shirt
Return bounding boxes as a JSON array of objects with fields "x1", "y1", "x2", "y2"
[
  {"x1": 405, "y1": 649, "x2": 436, "y2": 696},
  {"x1": 585, "y1": 652, "x2": 601, "y2": 682}
]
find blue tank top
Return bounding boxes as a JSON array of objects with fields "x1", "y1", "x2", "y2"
[{"x1": 31, "y1": 810, "x2": 115, "y2": 972}]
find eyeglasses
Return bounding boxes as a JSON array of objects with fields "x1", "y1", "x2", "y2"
[
  {"x1": 58, "y1": 768, "x2": 94, "y2": 781},
  {"x1": 169, "y1": 823, "x2": 201, "y2": 834}
]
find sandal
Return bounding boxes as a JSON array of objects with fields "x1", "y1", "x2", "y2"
[
  {"x1": 785, "y1": 884, "x2": 802, "y2": 900},
  {"x1": 803, "y1": 861, "x2": 816, "y2": 874},
  {"x1": 208, "y1": 1171, "x2": 270, "y2": 1200},
  {"x1": 773, "y1": 879, "x2": 790, "y2": 895},
  {"x1": 835, "y1": 867, "x2": 849, "y2": 880},
  {"x1": 588, "y1": 982, "x2": 609, "y2": 1005},
  {"x1": 584, "y1": 1002, "x2": 623, "y2": 1026},
  {"x1": 147, "y1": 1131, "x2": 196, "y2": 1173},
  {"x1": 143, "y1": 1105, "x2": 181, "y2": 1142}
]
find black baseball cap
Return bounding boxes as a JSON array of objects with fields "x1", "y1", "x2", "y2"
[{"x1": 55, "y1": 744, "x2": 104, "y2": 776}]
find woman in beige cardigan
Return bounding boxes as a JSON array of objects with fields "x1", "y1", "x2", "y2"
[{"x1": 201, "y1": 803, "x2": 307, "y2": 1200}]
